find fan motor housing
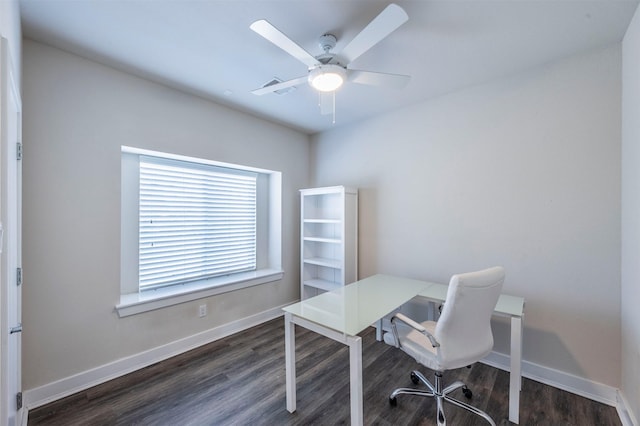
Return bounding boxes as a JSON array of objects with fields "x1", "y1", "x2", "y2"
[{"x1": 318, "y1": 34, "x2": 337, "y2": 52}]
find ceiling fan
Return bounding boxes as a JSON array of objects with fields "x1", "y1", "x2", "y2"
[{"x1": 250, "y1": 3, "x2": 411, "y2": 117}]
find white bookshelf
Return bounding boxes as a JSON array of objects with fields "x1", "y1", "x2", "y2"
[{"x1": 300, "y1": 186, "x2": 358, "y2": 299}]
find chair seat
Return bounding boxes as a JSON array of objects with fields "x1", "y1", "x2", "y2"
[{"x1": 384, "y1": 319, "x2": 446, "y2": 370}]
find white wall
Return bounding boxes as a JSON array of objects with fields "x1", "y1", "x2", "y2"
[
  {"x1": 621, "y1": 4, "x2": 640, "y2": 424},
  {"x1": 312, "y1": 45, "x2": 622, "y2": 390},
  {"x1": 21, "y1": 40, "x2": 308, "y2": 392}
]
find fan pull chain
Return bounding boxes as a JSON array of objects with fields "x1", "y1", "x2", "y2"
[{"x1": 332, "y1": 91, "x2": 336, "y2": 124}]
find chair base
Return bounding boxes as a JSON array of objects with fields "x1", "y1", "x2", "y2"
[{"x1": 389, "y1": 370, "x2": 496, "y2": 426}]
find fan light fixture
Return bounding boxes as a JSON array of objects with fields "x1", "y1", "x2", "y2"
[{"x1": 308, "y1": 65, "x2": 346, "y2": 92}]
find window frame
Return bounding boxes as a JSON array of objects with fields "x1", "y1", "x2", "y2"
[{"x1": 117, "y1": 146, "x2": 283, "y2": 317}]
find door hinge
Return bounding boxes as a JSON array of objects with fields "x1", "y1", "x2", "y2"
[
  {"x1": 16, "y1": 392, "x2": 22, "y2": 410},
  {"x1": 16, "y1": 142, "x2": 22, "y2": 160},
  {"x1": 16, "y1": 267, "x2": 22, "y2": 286}
]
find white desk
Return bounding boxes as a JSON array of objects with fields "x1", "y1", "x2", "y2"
[{"x1": 283, "y1": 274, "x2": 525, "y2": 425}]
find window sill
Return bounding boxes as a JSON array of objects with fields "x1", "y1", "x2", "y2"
[{"x1": 115, "y1": 269, "x2": 284, "y2": 318}]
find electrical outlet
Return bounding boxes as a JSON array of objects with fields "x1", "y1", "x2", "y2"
[{"x1": 198, "y1": 304, "x2": 207, "y2": 318}]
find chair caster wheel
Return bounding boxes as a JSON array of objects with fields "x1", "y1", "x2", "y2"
[
  {"x1": 389, "y1": 396, "x2": 397, "y2": 406},
  {"x1": 462, "y1": 386, "x2": 472, "y2": 399},
  {"x1": 410, "y1": 371, "x2": 420, "y2": 384}
]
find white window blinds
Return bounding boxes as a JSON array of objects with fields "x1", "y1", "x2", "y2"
[{"x1": 139, "y1": 156, "x2": 257, "y2": 290}]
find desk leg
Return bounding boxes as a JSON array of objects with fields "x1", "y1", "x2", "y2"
[
  {"x1": 509, "y1": 315, "x2": 523, "y2": 424},
  {"x1": 375, "y1": 319, "x2": 383, "y2": 341},
  {"x1": 284, "y1": 312, "x2": 296, "y2": 413},
  {"x1": 348, "y1": 335, "x2": 363, "y2": 426}
]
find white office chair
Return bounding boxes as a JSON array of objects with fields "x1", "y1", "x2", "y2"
[{"x1": 383, "y1": 266, "x2": 505, "y2": 426}]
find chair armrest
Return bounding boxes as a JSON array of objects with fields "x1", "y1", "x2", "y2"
[
  {"x1": 390, "y1": 312, "x2": 440, "y2": 348},
  {"x1": 393, "y1": 312, "x2": 426, "y2": 332}
]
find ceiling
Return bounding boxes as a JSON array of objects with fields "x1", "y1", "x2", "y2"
[{"x1": 19, "y1": 0, "x2": 639, "y2": 134}]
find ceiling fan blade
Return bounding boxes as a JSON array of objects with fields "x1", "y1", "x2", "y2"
[
  {"x1": 251, "y1": 75, "x2": 308, "y2": 95},
  {"x1": 340, "y1": 3, "x2": 408, "y2": 64},
  {"x1": 250, "y1": 20, "x2": 320, "y2": 69},
  {"x1": 349, "y1": 69, "x2": 410, "y2": 89},
  {"x1": 319, "y1": 92, "x2": 333, "y2": 115}
]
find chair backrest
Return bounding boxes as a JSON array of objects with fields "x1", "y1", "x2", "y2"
[{"x1": 434, "y1": 266, "x2": 505, "y2": 370}]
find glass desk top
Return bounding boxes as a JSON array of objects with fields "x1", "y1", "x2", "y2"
[
  {"x1": 283, "y1": 274, "x2": 431, "y2": 336},
  {"x1": 284, "y1": 274, "x2": 526, "y2": 337},
  {"x1": 418, "y1": 283, "x2": 525, "y2": 317}
]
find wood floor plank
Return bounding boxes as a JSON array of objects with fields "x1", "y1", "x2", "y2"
[{"x1": 29, "y1": 318, "x2": 621, "y2": 426}]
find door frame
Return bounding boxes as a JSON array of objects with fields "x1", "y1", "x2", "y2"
[{"x1": 0, "y1": 36, "x2": 23, "y2": 426}]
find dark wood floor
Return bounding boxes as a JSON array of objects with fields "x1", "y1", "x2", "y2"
[{"x1": 29, "y1": 318, "x2": 621, "y2": 426}]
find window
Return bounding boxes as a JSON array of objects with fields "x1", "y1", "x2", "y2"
[
  {"x1": 139, "y1": 157, "x2": 258, "y2": 290},
  {"x1": 118, "y1": 147, "x2": 283, "y2": 317}
]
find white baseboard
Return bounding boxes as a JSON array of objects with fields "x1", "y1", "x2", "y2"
[
  {"x1": 482, "y1": 351, "x2": 618, "y2": 406},
  {"x1": 23, "y1": 304, "x2": 287, "y2": 410},
  {"x1": 617, "y1": 390, "x2": 639, "y2": 426}
]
